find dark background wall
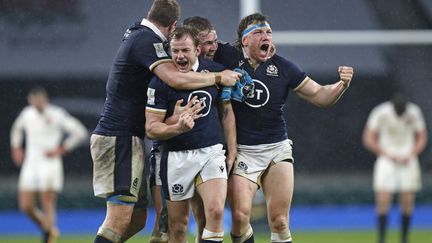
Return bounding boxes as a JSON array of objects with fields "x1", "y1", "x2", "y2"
[{"x1": 1, "y1": 0, "x2": 431, "y2": 180}]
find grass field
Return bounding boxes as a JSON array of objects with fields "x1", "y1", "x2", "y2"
[{"x1": 1, "y1": 230, "x2": 431, "y2": 243}]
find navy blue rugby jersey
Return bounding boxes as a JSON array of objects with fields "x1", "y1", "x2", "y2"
[
  {"x1": 232, "y1": 53, "x2": 307, "y2": 145},
  {"x1": 146, "y1": 58, "x2": 225, "y2": 151},
  {"x1": 94, "y1": 19, "x2": 171, "y2": 138},
  {"x1": 214, "y1": 40, "x2": 240, "y2": 70}
]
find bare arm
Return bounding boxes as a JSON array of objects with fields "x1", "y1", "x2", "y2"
[
  {"x1": 146, "y1": 110, "x2": 195, "y2": 140},
  {"x1": 153, "y1": 61, "x2": 241, "y2": 90},
  {"x1": 295, "y1": 66, "x2": 353, "y2": 108},
  {"x1": 362, "y1": 127, "x2": 383, "y2": 157},
  {"x1": 413, "y1": 129, "x2": 428, "y2": 156},
  {"x1": 219, "y1": 101, "x2": 237, "y2": 174},
  {"x1": 10, "y1": 113, "x2": 25, "y2": 166}
]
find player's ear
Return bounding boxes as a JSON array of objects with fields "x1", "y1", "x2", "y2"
[
  {"x1": 196, "y1": 45, "x2": 201, "y2": 56},
  {"x1": 242, "y1": 36, "x2": 249, "y2": 47},
  {"x1": 169, "y1": 21, "x2": 177, "y2": 34}
]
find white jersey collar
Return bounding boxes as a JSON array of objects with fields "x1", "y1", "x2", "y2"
[
  {"x1": 141, "y1": 18, "x2": 167, "y2": 42},
  {"x1": 191, "y1": 58, "x2": 199, "y2": 72}
]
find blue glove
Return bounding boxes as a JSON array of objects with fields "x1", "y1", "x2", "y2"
[
  {"x1": 231, "y1": 68, "x2": 255, "y2": 102},
  {"x1": 220, "y1": 86, "x2": 232, "y2": 102}
]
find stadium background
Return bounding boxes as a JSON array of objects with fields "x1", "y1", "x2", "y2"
[{"x1": 0, "y1": 0, "x2": 431, "y2": 239}]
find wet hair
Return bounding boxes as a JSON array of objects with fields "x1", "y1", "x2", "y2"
[
  {"x1": 235, "y1": 12, "x2": 270, "y2": 49},
  {"x1": 183, "y1": 16, "x2": 214, "y2": 33},
  {"x1": 169, "y1": 25, "x2": 200, "y2": 47},
  {"x1": 28, "y1": 86, "x2": 48, "y2": 98},
  {"x1": 391, "y1": 93, "x2": 408, "y2": 116},
  {"x1": 147, "y1": 0, "x2": 180, "y2": 27}
]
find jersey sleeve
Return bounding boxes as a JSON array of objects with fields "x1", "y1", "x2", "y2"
[
  {"x1": 411, "y1": 104, "x2": 426, "y2": 131},
  {"x1": 10, "y1": 109, "x2": 26, "y2": 148},
  {"x1": 57, "y1": 109, "x2": 88, "y2": 151},
  {"x1": 278, "y1": 56, "x2": 307, "y2": 90},
  {"x1": 146, "y1": 77, "x2": 170, "y2": 115},
  {"x1": 366, "y1": 106, "x2": 382, "y2": 131},
  {"x1": 132, "y1": 34, "x2": 172, "y2": 72}
]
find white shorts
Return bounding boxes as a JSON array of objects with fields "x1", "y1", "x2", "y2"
[
  {"x1": 232, "y1": 139, "x2": 293, "y2": 186},
  {"x1": 19, "y1": 159, "x2": 64, "y2": 192},
  {"x1": 373, "y1": 156, "x2": 421, "y2": 193},
  {"x1": 162, "y1": 144, "x2": 227, "y2": 201}
]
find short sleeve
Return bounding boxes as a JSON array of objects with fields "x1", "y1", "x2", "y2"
[
  {"x1": 146, "y1": 77, "x2": 170, "y2": 114},
  {"x1": 132, "y1": 33, "x2": 171, "y2": 71}
]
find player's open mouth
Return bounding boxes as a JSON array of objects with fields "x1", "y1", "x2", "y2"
[
  {"x1": 176, "y1": 60, "x2": 188, "y2": 68},
  {"x1": 260, "y1": 44, "x2": 269, "y2": 52}
]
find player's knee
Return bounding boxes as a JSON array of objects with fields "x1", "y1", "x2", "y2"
[
  {"x1": 206, "y1": 204, "x2": 224, "y2": 222},
  {"x1": 231, "y1": 208, "x2": 250, "y2": 226},
  {"x1": 18, "y1": 202, "x2": 33, "y2": 215},
  {"x1": 269, "y1": 214, "x2": 288, "y2": 232},
  {"x1": 170, "y1": 220, "x2": 188, "y2": 239}
]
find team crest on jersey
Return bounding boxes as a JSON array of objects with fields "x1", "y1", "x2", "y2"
[
  {"x1": 244, "y1": 79, "x2": 270, "y2": 108},
  {"x1": 188, "y1": 90, "x2": 212, "y2": 117},
  {"x1": 153, "y1": 43, "x2": 168, "y2": 58},
  {"x1": 239, "y1": 60, "x2": 245, "y2": 67},
  {"x1": 266, "y1": 64, "x2": 279, "y2": 77},
  {"x1": 237, "y1": 161, "x2": 248, "y2": 171},
  {"x1": 172, "y1": 184, "x2": 184, "y2": 195}
]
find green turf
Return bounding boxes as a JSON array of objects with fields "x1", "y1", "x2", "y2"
[{"x1": 1, "y1": 230, "x2": 431, "y2": 243}]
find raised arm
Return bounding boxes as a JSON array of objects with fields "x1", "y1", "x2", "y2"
[
  {"x1": 153, "y1": 61, "x2": 242, "y2": 90},
  {"x1": 295, "y1": 66, "x2": 353, "y2": 108}
]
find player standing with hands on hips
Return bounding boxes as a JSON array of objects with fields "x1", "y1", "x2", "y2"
[
  {"x1": 363, "y1": 94, "x2": 428, "y2": 243},
  {"x1": 10, "y1": 86, "x2": 88, "y2": 243},
  {"x1": 226, "y1": 13, "x2": 354, "y2": 243}
]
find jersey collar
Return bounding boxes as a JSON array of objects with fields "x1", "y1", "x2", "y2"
[
  {"x1": 191, "y1": 58, "x2": 199, "y2": 72},
  {"x1": 140, "y1": 18, "x2": 167, "y2": 42}
]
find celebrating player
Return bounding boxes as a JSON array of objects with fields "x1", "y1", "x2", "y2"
[
  {"x1": 363, "y1": 94, "x2": 428, "y2": 243},
  {"x1": 90, "y1": 0, "x2": 241, "y2": 242},
  {"x1": 226, "y1": 13, "x2": 354, "y2": 243},
  {"x1": 10, "y1": 86, "x2": 88, "y2": 243},
  {"x1": 145, "y1": 25, "x2": 236, "y2": 243}
]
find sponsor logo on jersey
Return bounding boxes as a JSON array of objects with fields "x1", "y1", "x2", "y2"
[
  {"x1": 187, "y1": 90, "x2": 212, "y2": 117},
  {"x1": 153, "y1": 43, "x2": 168, "y2": 58},
  {"x1": 172, "y1": 183, "x2": 184, "y2": 195},
  {"x1": 219, "y1": 165, "x2": 224, "y2": 172},
  {"x1": 237, "y1": 161, "x2": 248, "y2": 171},
  {"x1": 266, "y1": 64, "x2": 279, "y2": 77},
  {"x1": 147, "y1": 88, "x2": 156, "y2": 105},
  {"x1": 244, "y1": 79, "x2": 270, "y2": 108}
]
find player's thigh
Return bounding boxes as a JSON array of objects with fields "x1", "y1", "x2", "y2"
[
  {"x1": 18, "y1": 190, "x2": 37, "y2": 210},
  {"x1": 228, "y1": 174, "x2": 257, "y2": 215},
  {"x1": 166, "y1": 200, "x2": 190, "y2": 228},
  {"x1": 262, "y1": 162, "x2": 294, "y2": 216},
  {"x1": 197, "y1": 178, "x2": 227, "y2": 212}
]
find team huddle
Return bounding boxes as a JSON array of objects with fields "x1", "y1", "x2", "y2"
[{"x1": 90, "y1": 0, "x2": 353, "y2": 243}]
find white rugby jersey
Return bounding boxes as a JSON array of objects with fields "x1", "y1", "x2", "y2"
[
  {"x1": 10, "y1": 104, "x2": 88, "y2": 164},
  {"x1": 366, "y1": 101, "x2": 426, "y2": 157}
]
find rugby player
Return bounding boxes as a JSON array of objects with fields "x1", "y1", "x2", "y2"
[
  {"x1": 363, "y1": 94, "x2": 427, "y2": 243},
  {"x1": 10, "y1": 87, "x2": 88, "y2": 243},
  {"x1": 145, "y1": 25, "x2": 237, "y2": 243},
  {"x1": 226, "y1": 13, "x2": 354, "y2": 243},
  {"x1": 90, "y1": 1, "x2": 241, "y2": 242}
]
